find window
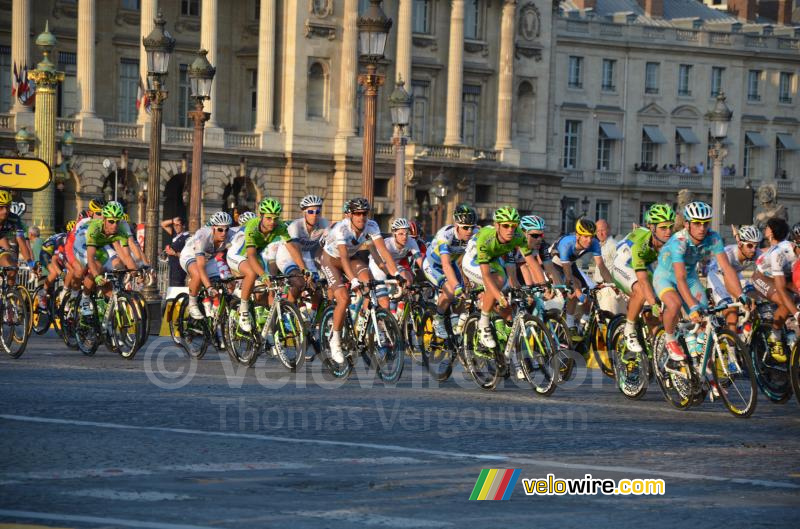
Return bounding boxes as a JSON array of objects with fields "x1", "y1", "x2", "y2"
[
  {"x1": 464, "y1": 0, "x2": 480, "y2": 40},
  {"x1": 779, "y1": 72, "x2": 793, "y2": 104},
  {"x1": 601, "y1": 59, "x2": 616, "y2": 92},
  {"x1": 248, "y1": 69, "x2": 257, "y2": 130},
  {"x1": 743, "y1": 134, "x2": 758, "y2": 178},
  {"x1": 645, "y1": 62, "x2": 659, "y2": 94},
  {"x1": 675, "y1": 131, "x2": 688, "y2": 165},
  {"x1": 177, "y1": 64, "x2": 190, "y2": 127},
  {"x1": 410, "y1": 80, "x2": 429, "y2": 143},
  {"x1": 412, "y1": 0, "x2": 431, "y2": 34},
  {"x1": 639, "y1": 202, "x2": 655, "y2": 225},
  {"x1": 516, "y1": 82, "x2": 534, "y2": 136},
  {"x1": 374, "y1": 178, "x2": 390, "y2": 198},
  {"x1": 597, "y1": 125, "x2": 613, "y2": 171},
  {"x1": 181, "y1": 0, "x2": 199, "y2": 16},
  {"x1": 358, "y1": 0, "x2": 370, "y2": 13},
  {"x1": 711, "y1": 67, "x2": 724, "y2": 97},
  {"x1": 0, "y1": 46, "x2": 10, "y2": 111},
  {"x1": 678, "y1": 64, "x2": 692, "y2": 96},
  {"x1": 117, "y1": 58, "x2": 139, "y2": 123},
  {"x1": 306, "y1": 62, "x2": 326, "y2": 120},
  {"x1": 641, "y1": 131, "x2": 657, "y2": 167},
  {"x1": 462, "y1": 84, "x2": 481, "y2": 146},
  {"x1": 776, "y1": 137, "x2": 787, "y2": 177},
  {"x1": 560, "y1": 197, "x2": 578, "y2": 235},
  {"x1": 563, "y1": 120, "x2": 581, "y2": 169},
  {"x1": 596, "y1": 200, "x2": 611, "y2": 222},
  {"x1": 475, "y1": 184, "x2": 493, "y2": 204},
  {"x1": 57, "y1": 52, "x2": 77, "y2": 118},
  {"x1": 121, "y1": 0, "x2": 140, "y2": 9},
  {"x1": 568, "y1": 56, "x2": 583, "y2": 89},
  {"x1": 747, "y1": 70, "x2": 761, "y2": 101}
]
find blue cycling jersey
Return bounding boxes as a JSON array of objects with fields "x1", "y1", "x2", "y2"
[
  {"x1": 549, "y1": 233, "x2": 601, "y2": 266},
  {"x1": 654, "y1": 228, "x2": 724, "y2": 277}
]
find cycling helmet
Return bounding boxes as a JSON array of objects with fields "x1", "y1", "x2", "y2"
[
  {"x1": 738, "y1": 225, "x2": 763, "y2": 244},
  {"x1": 683, "y1": 201, "x2": 713, "y2": 222},
  {"x1": 345, "y1": 197, "x2": 371, "y2": 213},
  {"x1": 88, "y1": 198, "x2": 106, "y2": 213},
  {"x1": 300, "y1": 194, "x2": 324, "y2": 209},
  {"x1": 66, "y1": 220, "x2": 76, "y2": 232},
  {"x1": 101, "y1": 202, "x2": 124, "y2": 220},
  {"x1": 791, "y1": 222, "x2": 800, "y2": 242},
  {"x1": 10, "y1": 201, "x2": 26, "y2": 216},
  {"x1": 122, "y1": 213, "x2": 130, "y2": 222},
  {"x1": 391, "y1": 217, "x2": 411, "y2": 231},
  {"x1": 575, "y1": 218, "x2": 597, "y2": 237},
  {"x1": 0, "y1": 189, "x2": 12, "y2": 206},
  {"x1": 409, "y1": 220, "x2": 422, "y2": 239},
  {"x1": 238, "y1": 211, "x2": 257, "y2": 224},
  {"x1": 453, "y1": 203, "x2": 477, "y2": 225},
  {"x1": 209, "y1": 211, "x2": 233, "y2": 226},
  {"x1": 493, "y1": 206, "x2": 520, "y2": 224},
  {"x1": 520, "y1": 215, "x2": 546, "y2": 232},
  {"x1": 645, "y1": 203, "x2": 676, "y2": 225},
  {"x1": 258, "y1": 197, "x2": 282, "y2": 217}
]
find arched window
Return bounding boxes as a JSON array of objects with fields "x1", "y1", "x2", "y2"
[
  {"x1": 516, "y1": 82, "x2": 534, "y2": 136},
  {"x1": 307, "y1": 62, "x2": 326, "y2": 120}
]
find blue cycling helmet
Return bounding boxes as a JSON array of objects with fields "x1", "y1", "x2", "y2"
[{"x1": 520, "y1": 215, "x2": 546, "y2": 232}]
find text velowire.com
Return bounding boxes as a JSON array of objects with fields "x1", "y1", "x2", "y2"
[{"x1": 523, "y1": 474, "x2": 666, "y2": 496}]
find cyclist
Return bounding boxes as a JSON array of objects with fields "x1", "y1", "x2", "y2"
[
  {"x1": 0, "y1": 189, "x2": 33, "y2": 271},
  {"x1": 274, "y1": 194, "x2": 329, "y2": 285},
  {"x1": 706, "y1": 225, "x2": 762, "y2": 332},
  {"x1": 422, "y1": 204, "x2": 478, "y2": 338},
  {"x1": 369, "y1": 217, "x2": 423, "y2": 287},
  {"x1": 320, "y1": 197, "x2": 403, "y2": 363},
  {"x1": 181, "y1": 211, "x2": 234, "y2": 320},
  {"x1": 226, "y1": 198, "x2": 306, "y2": 333},
  {"x1": 105, "y1": 208, "x2": 149, "y2": 270},
  {"x1": 653, "y1": 201, "x2": 745, "y2": 368},
  {"x1": 751, "y1": 217, "x2": 797, "y2": 362},
  {"x1": 611, "y1": 203, "x2": 675, "y2": 359},
  {"x1": 78, "y1": 202, "x2": 138, "y2": 315},
  {"x1": 516, "y1": 215, "x2": 557, "y2": 285},
  {"x1": 232, "y1": 211, "x2": 257, "y2": 235},
  {"x1": 37, "y1": 222, "x2": 73, "y2": 307},
  {"x1": 549, "y1": 218, "x2": 613, "y2": 335}
]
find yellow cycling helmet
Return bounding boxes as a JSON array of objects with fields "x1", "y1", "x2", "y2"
[
  {"x1": 88, "y1": 198, "x2": 105, "y2": 214},
  {"x1": 575, "y1": 218, "x2": 597, "y2": 237},
  {"x1": 0, "y1": 189, "x2": 12, "y2": 206},
  {"x1": 123, "y1": 213, "x2": 130, "y2": 222},
  {"x1": 66, "y1": 220, "x2": 77, "y2": 232}
]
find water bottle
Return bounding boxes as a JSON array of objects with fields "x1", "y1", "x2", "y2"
[
  {"x1": 695, "y1": 331, "x2": 707, "y2": 356},
  {"x1": 356, "y1": 313, "x2": 369, "y2": 337},
  {"x1": 215, "y1": 254, "x2": 232, "y2": 280},
  {"x1": 454, "y1": 311, "x2": 469, "y2": 335},
  {"x1": 786, "y1": 330, "x2": 797, "y2": 352},
  {"x1": 685, "y1": 333, "x2": 698, "y2": 359},
  {"x1": 202, "y1": 297, "x2": 212, "y2": 317},
  {"x1": 579, "y1": 313, "x2": 590, "y2": 336},
  {"x1": 396, "y1": 300, "x2": 406, "y2": 316}
]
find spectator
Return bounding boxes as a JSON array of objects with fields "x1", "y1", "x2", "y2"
[
  {"x1": 28, "y1": 226, "x2": 42, "y2": 265},
  {"x1": 160, "y1": 217, "x2": 190, "y2": 286},
  {"x1": 730, "y1": 164, "x2": 736, "y2": 176},
  {"x1": 593, "y1": 219, "x2": 626, "y2": 313},
  {"x1": 696, "y1": 161, "x2": 705, "y2": 174},
  {"x1": 780, "y1": 169, "x2": 788, "y2": 180}
]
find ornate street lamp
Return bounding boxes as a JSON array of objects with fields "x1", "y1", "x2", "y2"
[
  {"x1": 429, "y1": 170, "x2": 449, "y2": 231},
  {"x1": 187, "y1": 49, "x2": 215, "y2": 232},
  {"x1": 581, "y1": 195, "x2": 590, "y2": 218},
  {"x1": 142, "y1": 10, "x2": 175, "y2": 303},
  {"x1": 389, "y1": 78, "x2": 411, "y2": 219},
  {"x1": 707, "y1": 93, "x2": 733, "y2": 233},
  {"x1": 357, "y1": 0, "x2": 392, "y2": 204},
  {"x1": 15, "y1": 127, "x2": 35, "y2": 156}
]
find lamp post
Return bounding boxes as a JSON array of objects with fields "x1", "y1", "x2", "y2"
[
  {"x1": 55, "y1": 131, "x2": 74, "y2": 193},
  {"x1": 142, "y1": 11, "x2": 175, "y2": 303},
  {"x1": 29, "y1": 22, "x2": 65, "y2": 237},
  {"x1": 357, "y1": 0, "x2": 392, "y2": 204},
  {"x1": 103, "y1": 157, "x2": 118, "y2": 202},
  {"x1": 187, "y1": 49, "x2": 215, "y2": 232},
  {"x1": 707, "y1": 93, "x2": 732, "y2": 233},
  {"x1": 581, "y1": 195, "x2": 590, "y2": 218},
  {"x1": 429, "y1": 170, "x2": 448, "y2": 231},
  {"x1": 15, "y1": 127, "x2": 35, "y2": 157},
  {"x1": 389, "y1": 78, "x2": 411, "y2": 219}
]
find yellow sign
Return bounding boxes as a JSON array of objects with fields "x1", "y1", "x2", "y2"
[{"x1": 0, "y1": 157, "x2": 52, "y2": 191}]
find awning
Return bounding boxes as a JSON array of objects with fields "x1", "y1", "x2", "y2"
[
  {"x1": 745, "y1": 131, "x2": 769, "y2": 148},
  {"x1": 643, "y1": 125, "x2": 667, "y2": 144},
  {"x1": 777, "y1": 133, "x2": 800, "y2": 151},
  {"x1": 676, "y1": 127, "x2": 700, "y2": 144},
  {"x1": 599, "y1": 122, "x2": 624, "y2": 140}
]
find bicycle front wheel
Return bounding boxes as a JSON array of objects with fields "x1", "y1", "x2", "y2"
[
  {"x1": 57, "y1": 293, "x2": 79, "y2": 349},
  {"x1": 319, "y1": 306, "x2": 354, "y2": 379},
  {"x1": 177, "y1": 300, "x2": 210, "y2": 359},
  {"x1": 113, "y1": 292, "x2": 145, "y2": 360},
  {"x1": 461, "y1": 314, "x2": 500, "y2": 390},
  {"x1": 749, "y1": 325, "x2": 791, "y2": 403},
  {"x1": 608, "y1": 318, "x2": 649, "y2": 400},
  {"x1": 515, "y1": 313, "x2": 559, "y2": 397},
  {"x1": 652, "y1": 328, "x2": 692, "y2": 410},
  {"x1": 31, "y1": 285, "x2": 51, "y2": 335},
  {"x1": 0, "y1": 290, "x2": 30, "y2": 358},
  {"x1": 74, "y1": 298, "x2": 100, "y2": 357},
  {"x1": 712, "y1": 329, "x2": 757, "y2": 418},
  {"x1": 271, "y1": 300, "x2": 307, "y2": 372},
  {"x1": 368, "y1": 307, "x2": 405, "y2": 383}
]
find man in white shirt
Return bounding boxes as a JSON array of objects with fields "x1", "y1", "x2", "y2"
[{"x1": 593, "y1": 219, "x2": 626, "y2": 314}]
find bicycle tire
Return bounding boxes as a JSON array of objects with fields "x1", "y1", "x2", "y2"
[
  {"x1": 51, "y1": 287, "x2": 66, "y2": 339},
  {"x1": 461, "y1": 314, "x2": 500, "y2": 390},
  {"x1": 0, "y1": 290, "x2": 30, "y2": 358},
  {"x1": 57, "y1": 292, "x2": 79, "y2": 349},
  {"x1": 224, "y1": 303, "x2": 259, "y2": 367},
  {"x1": 712, "y1": 329, "x2": 757, "y2": 418},
  {"x1": 114, "y1": 292, "x2": 145, "y2": 360},
  {"x1": 74, "y1": 297, "x2": 100, "y2": 356},
  {"x1": 545, "y1": 309, "x2": 574, "y2": 384},
  {"x1": 271, "y1": 300, "x2": 307, "y2": 372},
  {"x1": 652, "y1": 328, "x2": 692, "y2": 410},
  {"x1": 515, "y1": 313, "x2": 559, "y2": 397},
  {"x1": 420, "y1": 308, "x2": 457, "y2": 382},
  {"x1": 590, "y1": 313, "x2": 615, "y2": 379},
  {"x1": 790, "y1": 341, "x2": 800, "y2": 407},
  {"x1": 368, "y1": 307, "x2": 405, "y2": 383},
  {"x1": 168, "y1": 293, "x2": 188, "y2": 346},
  {"x1": 318, "y1": 305, "x2": 355, "y2": 379},
  {"x1": 15, "y1": 285, "x2": 34, "y2": 336},
  {"x1": 404, "y1": 301, "x2": 427, "y2": 366},
  {"x1": 177, "y1": 299, "x2": 210, "y2": 359},
  {"x1": 128, "y1": 290, "x2": 150, "y2": 349},
  {"x1": 749, "y1": 325, "x2": 792, "y2": 404},
  {"x1": 608, "y1": 316, "x2": 649, "y2": 400},
  {"x1": 31, "y1": 285, "x2": 52, "y2": 335}
]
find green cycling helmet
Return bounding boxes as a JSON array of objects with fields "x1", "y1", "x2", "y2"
[
  {"x1": 101, "y1": 202, "x2": 125, "y2": 220},
  {"x1": 258, "y1": 197, "x2": 282, "y2": 217},
  {"x1": 493, "y1": 206, "x2": 520, "y2": 224},
  {"x1": 645, "y1": 203, "x2": 676, "y2": 225}
]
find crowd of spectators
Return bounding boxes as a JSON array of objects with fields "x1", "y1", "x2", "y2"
[{"x1": 635, "y1": 162, "x2": 737, "y2": 176}]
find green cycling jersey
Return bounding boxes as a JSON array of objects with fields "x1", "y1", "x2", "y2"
[
  {"x1": 474, "y1": 225, "x2": 531, "y2": 264},
  {"x1": 86, "y1": 218, "x2": 130, "y2": 248},
  {"x1": 240, "y1": 217, "x2": 290, "y2": 254},
  {"x1": 624, "y1": 227, "x2": 658, "y2": 272}
]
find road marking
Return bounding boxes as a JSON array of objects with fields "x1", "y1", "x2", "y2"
[
  {"x1": 63, "y1": 489, "x2": 193, "y2": 502},
  {"x1": 0, "y1": 510, "x2": 220, "y2": 529},
  {"x1": 318, "y1": 456, "x2": 428, "y2": 465},
  {"x1": 2, "y1": 413, "x2": 798, "y2": 490},
  {"x1": 288, "y1": 509, "x2": 452, "y2": 528}
]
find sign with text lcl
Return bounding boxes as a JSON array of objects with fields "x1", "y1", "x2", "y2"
[{"x1": 0, "y1": 157, "x2": 53, "y2": 191}]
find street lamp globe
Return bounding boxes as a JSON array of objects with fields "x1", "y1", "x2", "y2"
[
  {"x1": 389, "y1": 78, "x2": 412, "y2": 129},
  {"x1": 708, "y1": 93, "x2": 733, "y2": 141},
  {"x1": 357, "y1": 0, "x2": 392, "y2": 63},
  {"x1": 432, "y1": 171, "x2": 448, "y2": 200},
  {"x1": 142, "y1": 11, "x2": 175, "y2": 79},
  {"x1": 60, "y1": 130, "x2": 75, "y2": 159},
  {"x1": 188, "y1": 49, "x2": 216, "y2": 100},
  {"x1": 15, "y1": 127, "x2": 35, "y2": 156}
]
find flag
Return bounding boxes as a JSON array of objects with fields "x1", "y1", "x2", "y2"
[
  {"x1": 136, "y1": 76, "x2": 151, "y2": 114},
  {"x1": 12, "y1": 62, "x2": 35, "y2": 107}
]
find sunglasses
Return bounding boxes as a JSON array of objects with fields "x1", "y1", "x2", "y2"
[
  {"x1": 742, "y1": 242, "x2": 756, "y2": 249},
  {"x1": 690, "y1": 220, "x2": 711, "y2": 225},
  {"x1": 215, "y1": 227, "x2": 229, "y2": 233},
  {"x1": 305, "y1": 209, "x2": 321, "y2": 215},
  {"x1": 106, "y1": 219, "x2": 119, "y2": 224},
  {"x1": 458, "y1": 224, "x2": 475, "y2": 231},
  {"x1": 499, "y1": 223, "x2": 518, "y2": 230},
  {"x1": 527, "y1": 232, "x2": 543, "y2": 239},
  {"x1": 262, "y1": 214, "x2": 278, "y2": 220},
  {"x1": 352, "y1": 211, "x2": 369, "y2": 217}
]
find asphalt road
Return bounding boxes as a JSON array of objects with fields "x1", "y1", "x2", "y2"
[{"x1": 1, "y1": 332, "x2": 799, "y2": 528}]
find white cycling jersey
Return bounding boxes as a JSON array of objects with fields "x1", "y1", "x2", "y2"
[
  {"x1": 183, "y1": 226, "x2": 234, "y2": 259},
  {"x1": 287, "y1": 217, "x2": 329, "y2": 254},
  {"x1": 323, "y1": 218, "x2": 382, "y2": 259},
  {"x1": 755, "y1": 240, "x2": 796, "y2": 277}
]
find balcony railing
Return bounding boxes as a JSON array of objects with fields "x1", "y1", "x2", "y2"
[
  {"x1": 165, "y1": 127, "x2": 193, "y2": 145},
  {"x1": 56, "y1": 118, "x2": 77, "y2": 133},
  {"x1": 376, "y1": 141, "x2": 395, "y2": 157},
  {"x1": 563, "y1": 170, "x2": 620, "y2": 185},
  {"x1": 0, "y1": 113, "x2": 11, "y2": 130},
  {"x1": 633, "y1": 171, "x2": 710, "y2": 189},
  {"x1": 224, "y1": 131, "x2": 259, "y2": 150},
  {"x1": 777, "y1": 180, "x2": 794, "y2": 194},
  {"x1": 105, "y1": 122, "x2": 142, "y2": 141}
]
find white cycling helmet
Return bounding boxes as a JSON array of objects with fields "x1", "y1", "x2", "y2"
[
  {"x1": 683, "y1": 201, "x2": 713, "y2": 222},
  {"x1": 208, "y1": 211, "x2": 233, "y2": 226},
  {"x1": 391, "y1": 217, "x2": 411, "y2": 231},
  {"x1": 737, "y1": 225, "x2": 762, "y2": 243},
  {"x1": 300, "y1": 194, "x2": 324, "y2": 209},
  {"x1": 237, "y1": 211, "x2": 257, "y2": 225}
]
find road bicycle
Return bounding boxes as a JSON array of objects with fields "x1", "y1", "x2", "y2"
[
  {"x1": 607, "y1": 307, "x2": 658, "y2": 400},
  {"x1": 0, "y1": 265, "x2": 30, "y2": 358},
  {"x1": 174, "y1": 277, "x2": 238, "y2": 359}
]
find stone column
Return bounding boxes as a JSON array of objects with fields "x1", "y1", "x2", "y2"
[
  {"x1": 200, "y1": 0, "x2": 219, "y2": 127},
  {"x1": 336, "y1": 0, "x2": 359, "y2": 138},
  {"x1": 395, "y1": 0, "x2": 413, "y2": 88},
  {"x1": 494, "y1": 0, "x2": 515, "y2": 150},
  {"x1": 444, "y1": 0, "x2": 464, "y2": 146},
  {"x1": 137, "y1": 0, "x2": 157, "y2": 125},
  {"x1": 10, "y1": 0, "x2": 32, "y2": 119},
  {"x1": 76, "y1": 0, "x2": 103, "y2": 138},
  {"x1": 254, "y1": 0, "x2": 276, "y2": 133}
]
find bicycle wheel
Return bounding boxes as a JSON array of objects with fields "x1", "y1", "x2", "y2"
[
  {"x1": 224, "y1": 302, "x2": 259, "y2": 367},
  {"x1": 319, "y1": 306, "x2": 354, "y2": 379},
  {"x1": 271, "y1": 300, "x2": 307, "y2": 372},
  {"x1": 368, "y1": 307, "x2": 405, "y2": 383},
  {"x1": 404, "y1": 301, "x2": 427, "y2": 365},
  {"x1": 652, "y1": 328, "x2": 692, "y2": 410},
  {"x1": 31, "y1": 285, "x2": 52, "y2": 335},
  {"x1": 546, "y1": 309, "x2": 574, "y2": 383},
  {"x1": 608, "y1": 318, "x2": 649, "y2": 400},
  {"x1": 15, "y1": 285, "x2": 34, "y2": 336},
  {"x1": 790, "y1": 341, "x2": 800, "y2": 407},
  {"x1": 128, "y1": 290, "x2": 150, "y2": 349},
  {"x1": 51, "y1": 287, "x2": 66, "y2": 338},
  {"x1": 57, "y1": 293, "x2": 79, "y2": 349},
  {"x1": 515, "y1": 313, "x2": 559, "y2": 397},
  {"x1": 0, "y1": 290, "x2": 30, "y2": 358},
  {"x1": 177, "y1": 300, "x2": 210, "y2": 359},
  {"x1": 712, "y1": 329, "x2": 757, "y2": 418},
  {"x1": 461, "y1": 314, "x2": 500, "y2": 390},
  {"x1": 168, "y1": 294, "x2": 188, "y2": 346},
  {"x1": 590, "y1": 315, "x2": 615, "y2": 379},
  {"x1": 113, "y1": 292, "x2": 145, "y2": 360},
  {"x1": 420, "y1": 309, "x2": 457, "y2": 382},
  {"x1": 74, "y1": 297, "x2": 100, "y2": 356},
  {"x1": 749, "y1": 325, "x2": 791, "y2": 403}
]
